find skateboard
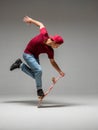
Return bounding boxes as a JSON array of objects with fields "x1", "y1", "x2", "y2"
[{"x1": 37, "y1": 75, "x2": 62, "y2": 108}]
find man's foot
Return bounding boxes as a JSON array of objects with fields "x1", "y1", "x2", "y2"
[
  {"x1": 37, "y1": 89, "x2": 45, "y2": 99},
  {"x1": 10, "y1": 59, "x2": 22, "y2": 71}
]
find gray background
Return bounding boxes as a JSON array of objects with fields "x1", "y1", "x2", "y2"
[{"x1": 0, "y1": 0, "x2": 98, "y2": 96}]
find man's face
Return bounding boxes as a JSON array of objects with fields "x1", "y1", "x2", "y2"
[{"x1": 50, "y1": 41, "x2": 60, "y2": 48}]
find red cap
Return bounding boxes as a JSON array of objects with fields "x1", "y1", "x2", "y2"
[{"x1": 50, "y1": 35, "x2": 64, "y2": 44}]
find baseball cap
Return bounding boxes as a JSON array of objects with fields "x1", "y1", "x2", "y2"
[{"x1": 50, "y1": 35, "x2": 64, "y2": 44}]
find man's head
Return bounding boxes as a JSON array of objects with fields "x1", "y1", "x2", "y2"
[
  {"x1": 49, "y1": 35, "x2": 64, "y2": 48},
  {"x1": 50, "y1": 35, "x2": 64, "y2": 45}
]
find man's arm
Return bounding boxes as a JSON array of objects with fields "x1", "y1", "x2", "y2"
[
  {"x1": 50, "y1": 59, "x2": 65, "y2": 77},
  {"x1": 23, "y1": 16, "x2": 45, "y2": 29}
]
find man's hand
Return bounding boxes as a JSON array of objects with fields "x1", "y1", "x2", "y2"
[
  {"x1": 23, "y1": 16, "x2": 44, "y2": 28},
  {"x1": 59, "y1": 71, "x2": 65, "y2": 77},
  {"x1": 50, "y1": 59, "x2": 65, "y2": 77},
  {"x1": 23, "y1": 16, "x2": 33, "y2": 24}
]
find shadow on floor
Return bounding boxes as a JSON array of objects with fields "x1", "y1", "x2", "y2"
[{"x1": 2, "y1": 99, "x2": 81, "y2": 108}]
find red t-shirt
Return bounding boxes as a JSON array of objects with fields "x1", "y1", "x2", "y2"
[{"x1": 24, "y1": 27, "x2": 54, "y2": 59}]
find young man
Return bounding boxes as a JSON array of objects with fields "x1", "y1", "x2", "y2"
[{"x1": 10, "y1": 16, "x2": 65, "y2": 98}]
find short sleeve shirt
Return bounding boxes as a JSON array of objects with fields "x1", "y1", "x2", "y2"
[{"x1": 24, "y1": 27, "x2": 54, "y2": 59}]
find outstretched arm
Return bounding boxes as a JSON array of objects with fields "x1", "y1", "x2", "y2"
[
  {"x1": 50, "y1": 59, "x2": 65, "y2": 77},
  {"x1": 23, "y1": 16, "x2": 45, "y2": 29}
]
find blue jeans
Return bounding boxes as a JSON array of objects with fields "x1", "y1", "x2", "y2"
[{"x1": 20, "y1": 53, "x2": 42, "y2": 90}]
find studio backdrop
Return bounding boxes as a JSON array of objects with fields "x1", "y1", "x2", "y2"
[{"x1": 0, "y1": 0, "x2": 98, "y2": 96}]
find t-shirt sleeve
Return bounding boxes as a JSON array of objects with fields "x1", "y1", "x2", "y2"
[
  {"x1": 40, "y1": 27, "x2": 49, "y2": 37},
  {"x1": 40, "y1": 27, "x2": 54, "y2": 59}
]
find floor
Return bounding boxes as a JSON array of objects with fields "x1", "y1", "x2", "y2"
[{"x1": 0, "y1": 95, "x2": 98, "y2": 130}]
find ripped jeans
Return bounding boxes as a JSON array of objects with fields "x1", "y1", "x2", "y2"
[{"x1": 20, "y1": 53, "x2": 42, "y2": 90}]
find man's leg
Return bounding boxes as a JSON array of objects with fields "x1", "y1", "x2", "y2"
[
  {"x1": 21, "y1": 53, "x2": 44, "y2": 97},
  {"x1": 10, "y1": 53, "x2": 44, "y2": 97}
]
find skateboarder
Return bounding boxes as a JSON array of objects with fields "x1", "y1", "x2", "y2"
[{"x1": 10, "y1": 16, "x2": 65, "y2": 98}]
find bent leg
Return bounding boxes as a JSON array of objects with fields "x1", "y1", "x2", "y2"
[{"x1": 20, "y1": 63, "x2": 35, "y2": 78}]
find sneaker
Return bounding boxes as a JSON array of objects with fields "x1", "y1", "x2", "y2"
[
  {"x1": 10, "y1": 58, "x2": 22, "y2": 71},
  {"x1": 37, "y1": 89, "x2": 45, "y2": 99}
]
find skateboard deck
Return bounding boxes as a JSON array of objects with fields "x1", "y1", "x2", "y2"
[{"x1": 37, "y1": 75, "x2": 62, "y2": 108}]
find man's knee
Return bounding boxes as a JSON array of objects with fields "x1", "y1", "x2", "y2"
[
  {"x1": 35, "y1": 67, "x2": 42, "y2": 76},
  {"x1": 38, "y1": 68, "x2": 42, "y2": 75}
]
